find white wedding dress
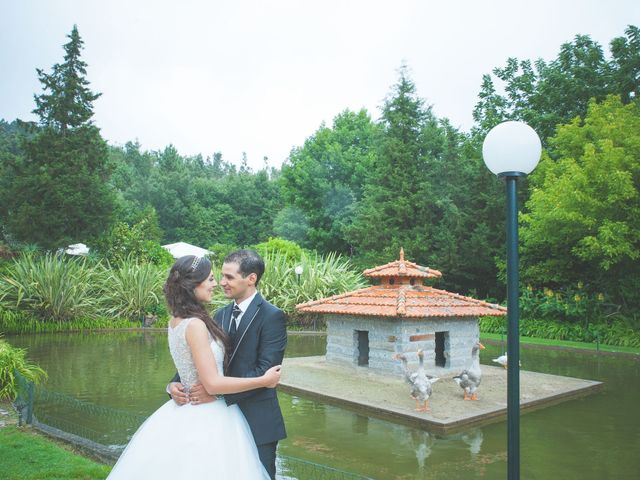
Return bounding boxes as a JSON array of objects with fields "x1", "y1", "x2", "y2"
[{"x1": 108, "y1": 318, "x2": 269, "y2": 479}]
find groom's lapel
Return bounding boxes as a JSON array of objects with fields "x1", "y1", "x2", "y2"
[
  {"x1": 220, "y1": 303, "x2": 233, "y2": 334},
  {"x1": 228, "y1": 293, "x2": 263, "y2": 366}
]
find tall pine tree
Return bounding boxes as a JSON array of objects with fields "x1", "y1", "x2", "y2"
[
  {"x1": 347, "y1": 66, "x2": 436, "y2": 267},
  {"x1": 3, "y1": 26, "x2": 114, "y2": 249}
]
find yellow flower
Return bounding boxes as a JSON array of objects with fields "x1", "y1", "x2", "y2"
[
  {"x1": 574, "y1": 294, "x2": 582, "y2": 302},
  {"x1": 544, "y1": 288, "x2": 554, "y2": 297},
  {"x1": 597, "y1": 293, "x2": 605, "y2": 301},
  {"x1": 577, "y1": 281, "x2": 584, "y2": 289}
]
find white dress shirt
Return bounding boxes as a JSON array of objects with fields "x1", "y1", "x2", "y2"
[{"x1": 232, "y1": 291, "x2": 257, "y2": 329}]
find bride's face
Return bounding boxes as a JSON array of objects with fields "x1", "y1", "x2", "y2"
[{"x1": 194, "y1": 271, "x2": 218, "y2": 303}]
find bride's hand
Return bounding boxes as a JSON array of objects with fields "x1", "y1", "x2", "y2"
[{"x1": 262, "y1": 365, "x2": 282, "y2": 388}]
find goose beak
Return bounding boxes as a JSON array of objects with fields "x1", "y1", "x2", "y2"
[{"x1": 478, "y1": 343, "x2": 486, "y2": 349}]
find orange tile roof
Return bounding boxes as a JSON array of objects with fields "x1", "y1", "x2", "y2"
[
  {"x1": 296, "y1": 249, "x2": 506, "y2": 319},
  {"x1": 363, "y1": 248, "x2": 442, "y2": 279},
  {"x1": 296, "y1": 285, "x2": 507, "y2": 318}
]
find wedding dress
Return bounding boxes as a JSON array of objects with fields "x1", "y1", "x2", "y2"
[{"x1": 108, "y1": 317, "x2": 269, "y2": 479}]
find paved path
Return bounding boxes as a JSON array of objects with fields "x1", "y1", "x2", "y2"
[{"x1": 280, "y1": 356, "x2": 602, "y2": 435}]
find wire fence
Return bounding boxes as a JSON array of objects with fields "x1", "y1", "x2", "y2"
[{"x1": 13, "y1": 371, "x2": 373, "y2": 480}]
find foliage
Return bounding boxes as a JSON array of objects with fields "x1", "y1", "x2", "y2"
[
  {"x1": 93, "y1": 208, "x2": 173, "y2": 266},
  {"x1": 0, "y1": 254, "x2": 102, "y2": 321},
  {"x1": 0, "y1": 309, "x2": 140, "y2": 334},
  {"x1": 258, "y1": 250, "x2": 367, "y2": 315},
  {"x1": 98, "y1": 259, "x2": 166, "y2": 320},
  {"x1": 108, "y1": 143, "x2": 282, "y2": 248},
  {"x1": 520, "y1": 96, "x2": 640, "y2": 312},
  {"x1": 207, "y1": 243, "x2": 241, "y2": 268},
  {"x1": 472, "y1": 26, "x2": 640, "y2": 139},
  {"x1": 479, "y1": 316, "x2": 640, "y2": 348},
  {"x1": 347, "y1": 66, "x2": 434, "y2": 266},
  {"x1": 32, "y1": 25, "x2": 101, "y2": 131},
  {"x1": 0, "y1": 338, "x2": 47, "y2": 400},
  {"x1": 280, "y1": 109, "x2": 379, "y2": 252},
  {"x1": 0, "y1": 27, "x2": 114, "y2": 250},
  {"x1": 254, "y1": 237, "x2": 305, "y2": 264}
]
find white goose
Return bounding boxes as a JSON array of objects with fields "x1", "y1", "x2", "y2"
[{"x1": 453, "y1": 342, "x2": 485, "y2": 400}]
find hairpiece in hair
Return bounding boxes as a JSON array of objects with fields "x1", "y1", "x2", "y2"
[{"x1": 190, "y1": 256, "x2": 202, "y2": 272}]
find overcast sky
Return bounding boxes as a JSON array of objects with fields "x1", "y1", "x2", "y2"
[{"x1": 1, "y1": 1, "x2": 638, "y2": 170}]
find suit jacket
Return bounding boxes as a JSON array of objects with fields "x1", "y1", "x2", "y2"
[{"x1": 171, "y1": 292, "x2": 287, "y2": 446}]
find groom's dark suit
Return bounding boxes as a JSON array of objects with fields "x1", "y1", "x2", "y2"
[{"x1": 171, "y1": 292, "x2": 287, "y2": 478}]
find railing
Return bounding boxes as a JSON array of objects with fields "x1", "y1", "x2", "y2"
[{"x1": 13, "y1": 371, "x2": 373, "y2": 479}]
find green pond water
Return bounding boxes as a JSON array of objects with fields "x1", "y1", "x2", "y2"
[{"x1": 6, "y1": 331, "x2": 639, "y2": 479}]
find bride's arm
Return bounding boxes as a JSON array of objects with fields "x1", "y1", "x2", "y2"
[{"x1": 186, "y1": 319, "x2": 280, "y2": 396}]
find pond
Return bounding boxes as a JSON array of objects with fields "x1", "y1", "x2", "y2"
[{"x1": 7, "y1": 331, "x2": 639, "y2": 479}]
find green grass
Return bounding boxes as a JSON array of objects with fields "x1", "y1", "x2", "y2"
[
  {"x1": 481, "y1": 332, "x2": 640, "y2": 355},
  {"x1": 0, "y1": 426, "x2": 111, "y2": 479}
]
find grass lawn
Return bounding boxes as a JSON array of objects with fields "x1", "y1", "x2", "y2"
[
  {"x1": 0, "y1": 425, "x2": 111, "y2": 480},
  {"x1": 481, "y1": 332, "x2": 640, "y2": 355}
]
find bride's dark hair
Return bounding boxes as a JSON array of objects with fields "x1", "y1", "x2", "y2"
[{"x1": 164, "y1": 255, "x2": 231, "y2": 369}]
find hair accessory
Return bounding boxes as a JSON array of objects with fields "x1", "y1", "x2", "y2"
[{"x1": 190, "y1": 256, "x2": 202, "y2": 271}]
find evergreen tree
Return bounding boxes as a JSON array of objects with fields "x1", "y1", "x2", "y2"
[
  {"x1": 347, "y1": 66, "x2": 435, "y2": 267},
  {"x1": 33, "y1": 25, "x2": 101, "y2": 132},
  {"x1": 2, "y1": 25, "x2": 115, "y2": 249}
]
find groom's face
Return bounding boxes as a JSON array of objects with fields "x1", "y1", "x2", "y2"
[{"x1": 220, "y1": 261, "x2": 256, "y2": 302}]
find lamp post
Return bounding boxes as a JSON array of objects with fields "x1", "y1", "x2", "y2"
[{"x1": 482, "y1": 121, "x2": 541, "y2": 480}]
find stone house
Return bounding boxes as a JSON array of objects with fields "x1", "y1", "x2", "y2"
[{"x1": 296, "y1": 249, "x2": 507, "y2": 376}]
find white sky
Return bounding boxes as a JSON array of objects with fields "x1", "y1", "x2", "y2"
[{"x1": 1, "y1": 1, "x2": 638, "y2": 170}]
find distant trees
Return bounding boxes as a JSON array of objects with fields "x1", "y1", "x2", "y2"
[
  {"x1": 472, "y1": 26, "x2": 640, "y2": 140},
  {"x1": 0, "y1": 26, "x2": 114, "y2": 249},
  {"x1": 0, "y1": 23, "x2": 638, "y2": 318}
]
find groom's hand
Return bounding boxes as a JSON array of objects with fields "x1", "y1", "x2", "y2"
[
  {"x1": 168, "y1": 382, "x2": 189, "y2": 405},
  {"x1": 189, "y1": 382, "x2": 216, "y2": 405}
]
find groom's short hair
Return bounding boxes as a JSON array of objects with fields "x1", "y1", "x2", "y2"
[{"x1": 224, "y1": 249, "x2": 265, "y2": 286}]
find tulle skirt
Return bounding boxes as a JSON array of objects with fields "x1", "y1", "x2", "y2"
[{"x1": 108, "y1": 399, "x2": 269, "y2": 479}]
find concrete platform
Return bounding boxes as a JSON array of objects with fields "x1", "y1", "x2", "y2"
[{"x1": 280, "y1": 356, "x2": 603, "y2": 435}]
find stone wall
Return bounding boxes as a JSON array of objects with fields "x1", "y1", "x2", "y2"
[{"x1": 326, "y1": 315, "x2": 480, "y2": 376}]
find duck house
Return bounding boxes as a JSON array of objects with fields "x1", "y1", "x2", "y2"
[{"x1": 296, "y1": 249, "x2": 507, "y2": 376}]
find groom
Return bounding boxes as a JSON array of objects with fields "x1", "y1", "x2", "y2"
[{"x1": 168, "y1": 249, "x2": 287, "y2": 479}]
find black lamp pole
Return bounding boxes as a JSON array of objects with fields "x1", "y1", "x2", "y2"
[{"x1": 501, "y1": 171, "x2": 524, "y2": 480}]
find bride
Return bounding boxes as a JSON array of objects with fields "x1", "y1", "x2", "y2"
[{"x1": 108, "y1": 255, "x2": 279, "y2": 479}]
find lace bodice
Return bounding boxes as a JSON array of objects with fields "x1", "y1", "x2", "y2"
[{"x1": 168, "y1": 318, "x2": 225, "y2": 390}]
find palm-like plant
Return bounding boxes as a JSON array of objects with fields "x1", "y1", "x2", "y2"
[
  {"x1": 99, "y1": 258, "x2": 167, "y2": 321},
  {"x1": 0, "y1": 253, "x2": 101, "y2": 320},
  {"x1": 0, "y1": 337, "x2": 47, "y2": 400},
  {"x1": 258, "y1": 251, "x2": 366, "y2": 314}
]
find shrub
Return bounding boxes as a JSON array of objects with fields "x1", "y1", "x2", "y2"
[
  {"x1": 478, "y1": 316, "x2": 640, "y2": 347},
  {"x1": 0, "y1": 254, "x2": 101, "y2": 320},
  {"x1": 99, "y1": 259, "x2": 166, "y2": 321},
  {"x1": 253, "y1": 237, "x2": 305, "y2": 264},
  {"x1": 258, "y1": 250, "x2": 366, "y2": 315},
  {"x1": 93, "y1": 209, "x2": 172, "y2": 266},
  {"x1": 0, "y1": 338, "x2": 47, "y2": 400}
]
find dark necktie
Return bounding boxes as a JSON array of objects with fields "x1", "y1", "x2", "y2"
[{"x1": 229, "y1": 304, "x2": 241, "y2": 338}]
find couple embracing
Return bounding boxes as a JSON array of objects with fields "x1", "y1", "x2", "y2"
[{"x1": 108, "y1": 250, "x2": 287, "y2": 479}]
